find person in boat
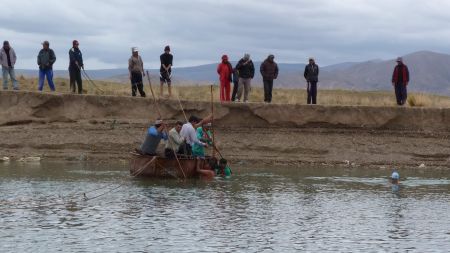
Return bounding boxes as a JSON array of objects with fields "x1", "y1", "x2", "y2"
[
  {"x1": 192, "y1": 123, "x2": 213, "y2": 158},
  {"x1": 180, "y1": 115, "x2": 210, "y2": 155},
  {"x1": 164, "y1": 121, "x2": 184, "y2": 159},
  {"x1": 215, "y1": 158, "x2": 232, "y2": 177},
  {"x1": 139, "y1": 119, "x2": 167, "y2": 156}
]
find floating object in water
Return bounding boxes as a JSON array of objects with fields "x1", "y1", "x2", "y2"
[
  {"x1": 391, "y1": 170, "x2": 400, "y2": 180},
  {"x1": 18, "y1": 157, "x2": 41, "y2": 162},
  {"x1": 418, "y1": 163, "x2": 426, "y2": 168},
  {"x1": 0, "y1": 157, "x2": 10, "y2": 162}
]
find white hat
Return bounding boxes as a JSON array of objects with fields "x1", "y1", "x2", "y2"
[{"x1": 132, "y1": 47, "x2": 139, "y2": 53}]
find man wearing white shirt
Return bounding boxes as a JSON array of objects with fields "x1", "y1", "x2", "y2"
[{"x1": 180, "y1": 115, "x2": 209, "y2": 155}]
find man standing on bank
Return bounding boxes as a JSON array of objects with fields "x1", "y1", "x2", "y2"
[
  {"x1": 69, "y1": 40, "x2": 83, "y2": 94},
  {"x1": 391, "y1": 57, "x2": 410, "y2": 106},
  {"x1": 160, "y1": 45, "x2": 173, "y2": 98},
  {"x1": 128, "y1": 47, "x2": 146, "y2": 97},
  {"x1": 260, "y1": 54, "x2": 278, "y2": 103},
  {"x1": 37, "y1": 41, "x2": 56, "y2": 92},
  {"x1": 304, "y1": 57, "x2": 319, "y2": 104},
  {"x1": 235, "y1": 53, "x2": 255, "y2": 103},
  {"x1": 0, "y1": 41, "x2": 19, "y2": 90}
]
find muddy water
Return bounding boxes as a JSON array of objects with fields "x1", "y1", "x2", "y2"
[{"x1": 1, "y1": 162, "x2": 449, "y2": 252}]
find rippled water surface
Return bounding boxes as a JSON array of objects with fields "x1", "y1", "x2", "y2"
[{"x1": 1, "y1": 162, "x2": 450, "y2": 252}]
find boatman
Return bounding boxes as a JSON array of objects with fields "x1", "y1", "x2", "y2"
[
  {"x1": 180, "y1": 115, "x2": 210, "y2": 155},
  {"x1": 140, "y1": 119, "x2": 168, "y2": 156},
  {"x1": 164, "y1": 121, "x2": 184, "y2": 158}
]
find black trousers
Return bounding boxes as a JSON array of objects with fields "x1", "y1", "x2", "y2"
[
  {"x1": 394, "y1": 83, "x2": 407, "y2": 105},
  {"x1": 307, "y1": 81, "x2": 317, "y2": 104},
  {"x1": 131, "y1": 72, "x2": 146, "y2": 97},
  {"x1": 231, "y1": 80, "x2": 239, "y2": 101},
  {"x1": 69, "y1": 68, "x2": 82, "y2": 94},
  {"x1": 263, "y1": 79, "x2": 274, "y2": 103}
]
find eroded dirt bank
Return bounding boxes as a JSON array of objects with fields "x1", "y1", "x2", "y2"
[{"x1": 1, "y1": 91, "x2": 449, "y2": 168}]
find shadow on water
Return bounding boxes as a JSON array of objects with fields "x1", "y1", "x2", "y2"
[{"x1": 1, "y1": 161, "x2": 450, "y2": 252}]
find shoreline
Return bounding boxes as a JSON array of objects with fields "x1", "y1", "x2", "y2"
[{"x1": 1, "y1": 91, "x2": 449, "y2": 169}]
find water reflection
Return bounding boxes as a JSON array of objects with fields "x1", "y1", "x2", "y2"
[{"x1": 1, "y1": 162, "x2": 450, "y2": 252}]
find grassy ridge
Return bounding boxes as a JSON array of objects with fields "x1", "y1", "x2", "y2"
[{"x1": 6, "y1": 75, "x2": 450, "y2": 107}]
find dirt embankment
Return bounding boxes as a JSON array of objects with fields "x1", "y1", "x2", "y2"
[{"x1": 1, "y1": 91, "x2": 449, "y2": 168}]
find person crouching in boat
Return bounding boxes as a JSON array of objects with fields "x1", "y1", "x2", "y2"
[
  {"x1": 180, "y1": 115, "x2": 209, "y2": 155},
  {"x1": 216, "y1": 158, "x2": 232, "y2": 178},
  {"x1": 139, "y1": 119, "x2": 168, "y2": 156},
  {"x1": 192, "y1": 123, "x2": 213, "y2": 158},
  {"x1": 164, "y1": 121, "x2": 184, "y2": 159}
]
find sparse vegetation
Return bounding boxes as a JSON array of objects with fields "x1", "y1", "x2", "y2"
[{"x1": 4, "y1": 77, "x2": 450, "y2": 108}]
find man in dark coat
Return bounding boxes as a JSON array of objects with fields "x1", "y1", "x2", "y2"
[
  {"x1": 391, "y1": 57, "x2": 410, "y2": 106},
  {"x1": 69, "y1": 40, "x2": 83, "y2": 94},
  {"x1": 304, "y1": 57, "x2": 319, "y2": 104},
  {"x1": 235, "y1": 53, "x2": 255, "y2": 102},
  {"x1": 260, "y1": 54, "x2": 279, "y2": 103}
]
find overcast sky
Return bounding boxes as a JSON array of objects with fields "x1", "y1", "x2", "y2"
[{"x1": 2, "y1": 0, "x2": 450, "y2": 70}]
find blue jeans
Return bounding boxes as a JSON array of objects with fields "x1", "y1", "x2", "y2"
[
  {"x1": 2, "y1": 66, "x2": 19, "y2": 90},
  {"x1": 38, "y1": 69, "x2": 56, "y2": 91}
]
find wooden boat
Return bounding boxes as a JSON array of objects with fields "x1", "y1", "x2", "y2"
[{"x1": 130, "y1": 152, "x2": 214, "y2": 179}]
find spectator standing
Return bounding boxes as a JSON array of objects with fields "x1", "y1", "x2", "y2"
[
  {"x1": 0, "y1": 41, "x2": 18, "y2": 90},
  {"x1": 217, "y1": 55, "x2": 233, "y2": 102},
  {"x1": 260, "y1": 54, "x2": 278, "y2": 103},
  {"x1": 128, "y1": 47, "x2": 146, "y2": 97},
  {"x1": 37, "y1": 41, "x2": 56, "y2": 91},
  {"x1": 69, "y1": 40, "x2": 83, "y2": 94},
  {"x1": 160, "y1": 45, "x2": 173, "y2": 98},
  {"x1": 231, "y1": 68, "x2": 239, "y2": 101},
  {"x1": 391, "y1": 57, "x2": 410, "y2": 106},
  {"x1": 235, "y1": 53, "x2": 255, "y2": 102},
  {"x1": 304, "y1": 57, "x2": 319, "y2": 104}
]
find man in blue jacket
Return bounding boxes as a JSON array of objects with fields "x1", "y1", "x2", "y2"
[
  {"x1": 140, "y1": 119, "x2": 168, "y2": 156},
  {"x1": 69, "y1": 40, "x2": 84, "y2": 94}
]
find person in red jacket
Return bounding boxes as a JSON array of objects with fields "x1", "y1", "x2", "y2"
[
  {"x1": 217, "y1": 55, "x2": 233, "y2": 102},
  {"x1": 391, "y1": 57, "x2": 410, "y2": 106}
]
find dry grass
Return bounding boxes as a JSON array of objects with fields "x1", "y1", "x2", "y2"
[{"x1": 6, "y1": 75, "x2": 450, "y2": 108}]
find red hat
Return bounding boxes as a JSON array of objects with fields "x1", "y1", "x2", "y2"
[
  {"x1": 221, "y1": 55, "x2": 228, "y2": 61},
  {"x1": 73, "y1": 40, "x2": 79, "y2": 46}
]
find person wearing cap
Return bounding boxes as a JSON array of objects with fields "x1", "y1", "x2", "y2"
[
  {"x1": 304, "y1": 57, "x2": 319, "y2": 104},
  {"x1": 192, "y1": 123, "x2": 213, "y2": 157},
  {"x1": 392, "y1": 57, "x2": 410, "y2": 106},
  {"x1": 69, "y1": 40, "x2": 84, "y2": 94},
  {"x1": 260, "y1": 54, "x2": 279, "y2": 103},
  {"x1": 215, "y1": 158, "x2": 232, "y2": 177},
  {"x1": 0, "y1": 41, "x2": 19, "y2": 90},
  {"x1": 139, "y1": 119, "x2": 168, "y2": 156},
  {"x1": 160, "y1": 45, "x2": 173, "y2": 98},
  {"x1": 217, "y1": 55, "x2": 233, "y2": 102},
  {"x1": 235, "y1": 53, "x2": 255, "y2": 102},
  {"x1": 164, "y1": 121, "x2": 184, "y2": 158},
  {"x1": 180, "y1": 115, "x2": 210, "y2": 155},
  {"x1": 37, "y1": 41, "x2": 56, "y2": 91},
  {"x1": 128, "y1": 47, "x2": 146, "y2": 97}
]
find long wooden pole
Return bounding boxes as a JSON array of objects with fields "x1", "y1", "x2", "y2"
[
  {"x1": 210, "y1": 85, "x2": 216, "y2": 158},
  {"x1": 146, "y1": 71, "x2": 186, "y2": 179}
]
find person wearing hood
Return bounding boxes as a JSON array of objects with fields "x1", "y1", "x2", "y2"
[
  {"x1": 217, "y1": 55, "x2": 233, "y2": 102},
  {"x1": 304, "y1": 57, "x2": 319, "y2": 104},
  {"x1": 392, "y1": 57, "x2": 410, "y2": 106},
  {"x1": 235, "y1": 53, "x2": 255, "y2": 102},
  {"x1": 0, "y1": 41, "x2": 18, "y2": 90},
  {"x1": 260, "y1": 54, "x2": 279, "y2": 103},
  {"x1": 69, "y1": 40, "x2": 84, "y2": 94}
]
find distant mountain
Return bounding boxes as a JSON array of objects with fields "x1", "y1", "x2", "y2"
[{"x1": 14, "y1": 51, "x2": 450, "y2": 95}]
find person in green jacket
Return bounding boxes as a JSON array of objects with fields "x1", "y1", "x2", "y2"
[
  {"x1": 215, "y1": 158, "x2": 232, "y2": 177},
  {"x1": 192, "y1": 123, "x2": 212, "y2": 157}
]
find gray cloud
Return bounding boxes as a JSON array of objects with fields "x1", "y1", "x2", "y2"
[{"x1": 2, "y1": 0, "x2": 450, "y2": 69}]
